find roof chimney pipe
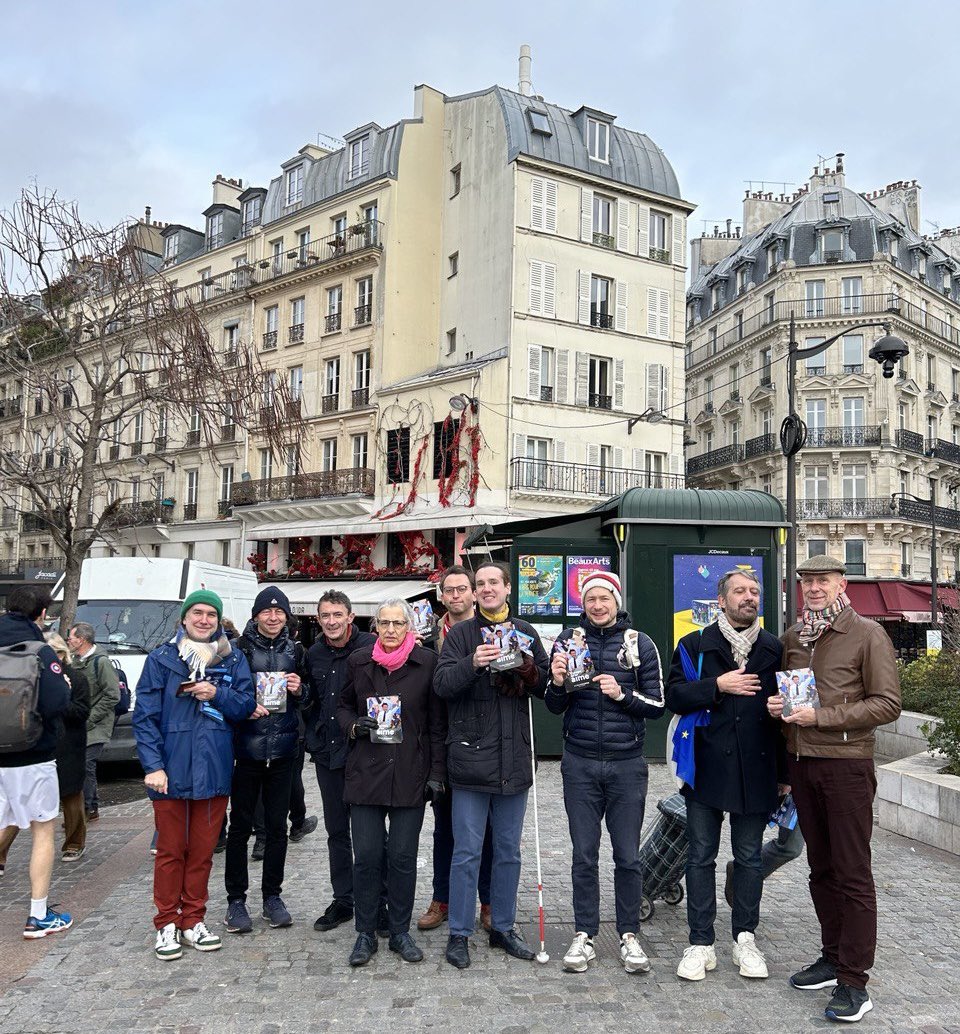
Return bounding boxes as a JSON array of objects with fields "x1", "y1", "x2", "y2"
[
  {"x1": 519, "y1": 44, "x2": 533, "y2": 97},
  {"x1": 144, "y1": 206, "x2": 151, "y2": 225}
]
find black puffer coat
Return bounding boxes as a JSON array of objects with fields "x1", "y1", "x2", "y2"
[
  {"x1": 544, "y1": 613, "x2": 664, "y2": 760},
  {"x1": 233, "y1": 621, "x2": 306, "y2": 762}
]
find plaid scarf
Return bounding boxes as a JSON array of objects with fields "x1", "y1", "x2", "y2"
[
  {"x1": 716, "y1": 612, "x2": 761, "y2": 667},
  {"x1": 797, "y1": 592, "x2": 850, "y2": 647}
]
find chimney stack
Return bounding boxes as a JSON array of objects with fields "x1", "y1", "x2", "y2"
[
  {"x1": 519, "y1": 44, "x2": 533, "y2": 96},
  {"x1": 144, "y1": 206, "x2": 151, "y2": 225}
]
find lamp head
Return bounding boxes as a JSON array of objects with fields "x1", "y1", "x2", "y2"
[{"x1": 868, "y1": 329, "x2": 910, "y2": 379}]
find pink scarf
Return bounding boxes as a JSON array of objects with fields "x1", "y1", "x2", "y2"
[{"x1": 372, "y1": 631, "x2": 416, "y2": 673}]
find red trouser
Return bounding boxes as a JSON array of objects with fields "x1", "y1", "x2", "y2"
[
  {"x1": 788, "y1": 756, "x2": 877, "y2": 990},
  {"x1": 152, "y1": 797, "x2": 228, "y2": 930}
]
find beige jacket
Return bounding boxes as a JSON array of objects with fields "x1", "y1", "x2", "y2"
[{"x1": 780, "y1": 606, "x2": 901, "y2": 759}]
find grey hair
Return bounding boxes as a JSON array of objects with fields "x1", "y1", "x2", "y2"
[
  {"x1": 375, "y1": 598, "x2": 416, "y2": 626},
  {"x1": 70, "y1": 621, "x2": 96, "y2": 645},
  {"x1": 717, "y1": 569, "x2": 761, "y2": 599}
]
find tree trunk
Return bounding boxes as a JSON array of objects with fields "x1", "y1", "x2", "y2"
[{"x1": 58, "y1": 548, "x2": 84, "y2": 632}]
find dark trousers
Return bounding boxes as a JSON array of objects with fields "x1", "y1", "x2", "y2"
[
  {"x1": 685, "y1": 797, "x2": 768, "y2": 945},
  {"x1": 789, "y1": 756, "x2": 878, "y2": 990},
  {"x1": 253, "y1": 743, "x2": 307, "y2": 838},
  {"x1": 83, "y1": 742, "x2": 105, "y2": 812},
  {"x1": 351, "y1": 803, "x2": 425, "y2": 936},
  {"x1": 430, "y1": 791, "x2": 493, "y2": 905},
  {"x1": 225, "y1": 756, "x2": 296, "y2": 902},
  {"x1": 314, "y1": 761, "x2": 354, "y2": 904},
  {"x1": 561, "y1": 752, "x2": 648, "y2": 937}
]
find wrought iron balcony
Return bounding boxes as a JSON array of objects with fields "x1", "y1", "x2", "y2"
[
  {"x1": 285, "y1": 399, "x2": 301, "y2": 420},
  {"x1": 804, "y1": 366, "x2": 826, "y2": 376},
  {"x1": 351, "y1": 387, "x2": 370, "y2": 408},
  {"x1": 927, "y1": 438, "x2": 960, "y2": 465},
  {"x1": 185, "y1": 430, "x2": 201, "y2": 448},
  {"x1": 130, "y1": 441, "x2": 143, "y2": 456},
  {"x1": 686, "y1": 444, "x2": 745, "y2": 475},
  {"x1": 510, "y1": 458, "x2": 683, "y2": 496},
  {"x1": 592, "y1": 231, "x2": 615, "y2": 249},
  {"x1": 589, "y1": 393, "x2": 612, "y2": 410},
  {"x1": 106, "y1": 500, "x2": 175, "y2": 528},
  {"x1": 325, "y1": 312, "x2": 342, "y2": 333},
  {"x1": 649, "y1": 247, "x2": 672, "y2": 264},
  {"x1": 744, "y1": 433, "x2": 777, "y2": 458},
  {"x1": 262, "y1": 330, "x2": 278, "y2": 350},
  {"x1": 354, "y1": 304, "x2": 372, "y2": 327},
  {"x1": 183, "y1": 503, "x2": 198, "y2": 521},
  {"x1": 896, "y1": 497, "x2": 960, "y2": 531},
  {"x1": 842, "y1": 364, "x2": 864, "y2": 374},
  {"x1": 540, "y1": 385, "x2": 554, "y2": 402},
  {"x1": 896, "y1": 429, "x2": 925, "y2": 455},
  {"x1": 288, "y1": 323, "x2": 304, "y2": 344},
  {"x1": 230, "y1": 468, "x2": 375, "y2": 506},
  {"x1": 155, "y1": 436, "x2": 168, "y2": 452},
  {"x1": 217, "y1": 499, "x2": 231, "y2": 517},
  {"x1": 590, "y1": 309, "x2": 614, "y2": 330},
  {"x1": 806, "y1": 426, "x2": 881, "y2": 448},
  {"x1": 0, "y1": 397, "x2": 22, "y2": 419},
  {"x1": 798, "y1": 497, "x2": 891, "y2": 520},
  {"x1": 321, "y1": 394, "x2": 339, "y2": 414},
  {"x1": 220, "y1": 424, "x2": 236, "y2": 442}
]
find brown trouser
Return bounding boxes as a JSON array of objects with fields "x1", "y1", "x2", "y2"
[
  {"x1": 0, "y1": 791, "x2": 86, "y2": 862},
  {"x1": 788, "y1": 755, "x2": 877, "y2": 990}
]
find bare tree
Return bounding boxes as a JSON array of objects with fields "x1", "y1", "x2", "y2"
[{"x1": 0, "y1": 186, "x2": 303, "y2": 628}]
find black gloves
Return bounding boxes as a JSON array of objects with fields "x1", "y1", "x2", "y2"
[
  {"x1": 352, "y1": 715, "x2": 379, "y2": 739},
  {"x1": 425, "y1": 779, "x2": 447, "y2": 801}
]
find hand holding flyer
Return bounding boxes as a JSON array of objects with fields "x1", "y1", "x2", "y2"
[
  {"x1": 256, "y1": 671, "x2": 289, "y2": 714},
  {"x1": 554, "y1": 629, "x2": 594, "y2": 691},
  {"x1": 366, "y1": 695, "x2": 403, "y2": 743},
  {"x1": 481, "y1": 623, "x2": 523, "y2": 671},
  {"x1": 775, "y1": 667, "x2": 819, "y2": 716}
]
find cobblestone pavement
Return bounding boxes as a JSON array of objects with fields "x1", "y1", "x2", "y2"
[{"x1": 0, "y1": 760, "x2": 957, "y2": 1034}]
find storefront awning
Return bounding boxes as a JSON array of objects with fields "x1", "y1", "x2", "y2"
[
  {"x1": 812, "y1": 580, "x2": 960, "y2": 623},
  {"x1": 281, "y1": 579, "x2": 434, "y2": 617}
]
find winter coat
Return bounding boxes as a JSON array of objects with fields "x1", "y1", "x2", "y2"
[
  {"x1": 780, "y1": 606, "x2": 901, "y2": 759},
  {"x1": 304, "y1": 627, "x2": 376, "y2": 769},
  {"x1": 336, "y1": 644, "x2": 445, "y2": 808},
  {"x1": 74, "y1": 645, "x2": 120, "y2": 747},
  {"x1": 55, "y1": 662, "x2": 90, "y2": 797},
  {"x1": 132, "y1": 634, "x2": 255, "y2": 800},
  {"x1": 233, "y1": 621, "x2": 306, "y2": 762},
  {"x1": 0, "y1": 612, "x2": 70, "y2": 767},
  {"x1": 665, "y1": 622, "x2": 784, "y2": 815},
  {"x1": 544, "y1": 613, "x2": 664, "y2": 760},
  {"x1": 433, "y1": 613, "x2": 549, "y2": 795}
]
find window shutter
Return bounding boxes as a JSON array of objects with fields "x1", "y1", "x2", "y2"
[
  {"x1": 555, "y1": 349, "x2": 569, "y2": 403},
  {"x1": 544, "y1": 179, "x2": 558, "y2": 233},
  {"x1": 580, "y1": 187, "x2": 593, "y2": 243},
  {"x1": 659, "y1": 365, "x2": 670, "y2": 410},
  {"x1": 632, "y1": 448, "x2": 645, "y2": 473},
  {"x1": 553, "y1": 439, "x2": 566, "y2": 462},
  {"x1": 543, "y1": 262, "x2": 557, "y2": 318},
  {"x1": 670, "y1": 453, "x2": 681, "y2": 477},
  {"x1": 512, "y1": 433, "x2": 526, "y2": 459},
  {"x1": 577, "y1": 271, "x2": 591, "y2": 325},
  {"x1": 530, "y1": 177, "x2": 544, "y2": 230},
  {"x1": 575, "y1": 352, "x2": 590, "y2": 406},
  {"x1": 672, "y1": 213, "x2": 686, "y2": 267},
  {"x1": 528, "y1": 345, "x2": 542, "y2": 399},
  {"x1": 616, "y1": 200, "x2": 630, "y2": 251},
  {"x1": 646, "y1": 363, "x2": 660, "y2": 412},
  {"x1": 658, "y1": 289, "x2": 671, "y2": 340},
  {"x1": 586, "y1": 443, "x2": 600, "y2": 467},
  {"x1": 646, "y1": 287, "x2": 659, "y2": 337},
  {"x1": 613, "y1": 358, "x2": 625, "y2": 410},
  {"x1": 613, "y1": 446, "x2": 624, "y2": 469},
  {"x1": 637, "y1": 204, "x2": 650, "y2": 257},
  {"x1": 615, "y1": 280, "x2": 628, "y2": 332},
  {"x1": 529, "y1": 260, "x2": 543, "y2": 315}
]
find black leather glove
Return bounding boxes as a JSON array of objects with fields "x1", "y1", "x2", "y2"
[
  {"x1": 425, "y1": 779, "x2": 446, "y2": 801},
  {"x1": 352, "y1": 715, "x2": 379, "y2": 738}
]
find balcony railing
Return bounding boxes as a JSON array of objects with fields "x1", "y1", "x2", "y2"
[
  {"x1": 842, "y1": 364, "x2": 864, "y2": 374},
  {"x1": 262, "y1": 330, "x2": 278, "y2": 350},
  {"x1": 901, "y1": 563, "x2": 912, "y2": 577},
  {"x1": 288, "y1": 323, "x2": 304, "y2": 344},
  {"x1": 185, "y1": 430, "x2": 201, "y2": 447},
  {"x1": 804, "y1": 365, "x2": 826, "y2": 377},
  {"x1": 217, "y1": 499, "x2": 231, "y2": 517},
  {"x1": 351, "y1": 387, "x2": 370, "y2": 408},
  {"x1": 230, "y1": 468, "x2": 375, "y2": 506},
  {"x1": 130, "y1": 441, "x2": 143, "y2": 456},
  {"x1": 105, "y1": 500, "x2": 175, "y2": 528},
  {"x1": 686, "y1": 444, "x2": 745, "y2": 475},
  {"x1": 0, "y1": 397, "x2": 22, "y2": 419},
  {"x1": 325, "y1": 312, "x2": 342, "y2": 333},
  {"x1": 592, "y1": 231, "x2": 615, "y2": 249},
  {"x1": 155, "y1": 435, "x2": 168, "y2": 452},
  {"x1": 183, "y1": 503, "x2": 198, "y2": 521},
  {"x1": 220, "y1": 424, "x2": 236, "y2": 442},
  {"x1": 540, "y1": 385, "x2": 554, "y2": 403},
  {"x1": 845, "y1": 562, "x2": 867, "y2": 576},
  {"x1": 896, "y1": 429, "x2": 925, "y2": 455},
  {"x1": 285, "y1": 399, "x2": 301, "y2": 420},
  {"x1": 590, "y1": 309, "x2": 614, "y2": 330},
  {"x1": 510, "y1": 458, "x2": 683, "y2": 496},
  {"x1": 321, "y1": 394, "x2": 339, "y2": 414},
  {"x1": 806, "y1": 425, "x2": 881, "y2": 448},
  {"x1": 589, "y1": 393, "x2": 612, "y2": 410},
  {"x1": 897, "y1": 497, "x2": 960, "y2": 531},
  {"x1": 927, "y1": 438, "x2": 960, "y2": 465},
  {"x1": 744, "y1": 433, "x2": 777, "y2": 458},
  {"x1": 354, "y1": 304, "x2": 372, "y2": 327},
  {"x1": 799, "y1": 497, "x2": 892, "y2": 520}
]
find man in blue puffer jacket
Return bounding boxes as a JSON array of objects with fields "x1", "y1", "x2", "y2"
[
  {"x1": 544, "y1": 571, "x2": 664, "y2": 976},
  {"x1": 223, "y1": 586, "x2": 308, "y2": 934}
]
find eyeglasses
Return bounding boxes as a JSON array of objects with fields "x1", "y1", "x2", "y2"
[
  {"x1": 377, "y1": 619, "x2": 409, "y2": 629},
  {"x1": 441, "y1": 585, "x2": 472, "y2": 595}
]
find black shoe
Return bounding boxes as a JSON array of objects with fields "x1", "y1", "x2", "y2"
[
  {"x1": 489, "y1": 926, "x2": 536, "y2": 961},
  {"x1": 313, "y1": 900, "x2": 353, "y2": 932},
  {"x1": 349, "y1": 932, "x2": 378, "y2": 967},
  {"x1": 376, "y1": 904, "x2": 390, "y2": 938},
  {"x1": 289, "y1": 815, "x2": 318, "y2": 843},
  {"x1": 445, "y1": 934, "x2": 471, "y2": 969},
  {"x1": 724, "y1": 859, "x2": 734, "y2": 908},
  {"x1": 389, "y1": 932, "x2": 424, "y2": 963},
  {"x1": 825, "y1": 984, "x2": 873, "y2": 1023},
  {"x1": 790, "y1": 955, "x2": 839, "y2": 990},
  {"x1": 251, "y1": 837, "x2": 266, "y2": 862}
]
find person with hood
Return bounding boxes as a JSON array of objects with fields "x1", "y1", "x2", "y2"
[
  {"x1": 545, "y1": 571, "x2": 665, "y2": 976},
  {"x1": 223, "y1": 587, "x2": 307, "y2": 934},
  {"x1": 133, "y1": 590, "x2": 255, "y2": 961}
]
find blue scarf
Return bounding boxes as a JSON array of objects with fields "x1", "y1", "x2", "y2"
[{"x1": 671, "y1": 637, "x2": 711, "y2": 788}]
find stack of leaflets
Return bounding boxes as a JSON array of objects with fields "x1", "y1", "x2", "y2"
[
  {"x1": 482, "y1": 622, "x2": 534, "y2": 672},
  {"x1": 769, "y1": 793, "x2": 799, "y2": 831},
  {"x1": 256, "y1": 671, "x2": 289, "y2": 714},
  {"x1": 366, "y1": 695, "x2": 403, "y2": 744},
  {"x1": 775, "y1": 667, "x2": 820, "y2": 716},
  {"x1": 411, "y1": 599, "x2": 437, "y2": 642},
  {"x1": 555, "y1": 629, "x2": 594, "y2": 691}
]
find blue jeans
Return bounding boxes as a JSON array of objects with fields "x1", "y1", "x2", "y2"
[
  {"x1": 449, "y1": 788, "x2": 527, "y2": 937},
  {"x1": 561, "y1": 752, "x2": 648, "y2": 936},
  {"x1": 685, "y1": 797, "x2": 767, "y2": 945},
  {"x1": 431, "y1": 790, "x2": 493, "y2": 905}
]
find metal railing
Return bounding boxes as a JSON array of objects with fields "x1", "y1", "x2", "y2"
[
  {"x1": 896, "y1": 429, "x2": 925, "y2": 455},
  {"x1": 0, "y1": 397, "x2": 22, "y2": 419},
  {"x1": 897, "y1": 497, "x2": 960, "y2": 531},
  {"x1": 262, "y1": 330, "x2": 278, "y2": 350},
  {"x1": 843, "y1": 364, "x2": 864, "y2": 374},
  {"x1": 540, "y1": 385, "x2": 554, "y2": 403},
  {"x1": 230, "y1": 468, "x2": 375, "y2": 506},
  {"x1": 845, "y1": 562, "x2": 867, "y2": 576},
  {"x1": 321, "y1": 394, "x2": 339, "y2": 414},
  {"x1": 510, "y1": 458, "x2": 683, "y2": 496},
  {"x1": 744, "y1": 433, "x2": 777, "y2": 458},
  {"x1": 649, "y1": 247, "x2": 671, "y2": 264},
  {"x1": 686, "y1": 444, "x2": 745, "y2": 475},
  {"x1": 325, "y1": 312, "x2": 342, "y2": 333},
  {"x1": 798, "y1": 497, "x2": 891, "y2": 520},
  {"x1": 351, "y1": 387, "x2": 370, "y2": 408},
  {"x1": 183, "y1": 503, "x2": 198, "y2": 520},
  {"x1": 185, "y1": 430, "x2": 201, "y2": 447},
  {"x1": 220, "y1": 424, "x2": 236, "y2": 442},
  {"x1": 354, "y1": 304, "x2": 372, "y2": 327},
  {"x1": 806, "y1": 425, "x2": 882, "y2": 448},
  {"x1": 288, "y1": 323, "x2": 304, "y2": 343},
  {"x1": 590, "y1": 309, "x2": 614, "y2": 329},
  {"x1": 217, "y1": 499, "x2": 231, "y2": 517},
  {"x1": 589, "y1": 393, "x2": 612, "y2": 410},
  {"x1": 927, "y1": 438, "x2": 960, "y2": 465},
  {"x1": 592, "y1": 231, "x2": 615, "y2": 249},
  {"x1": 105, "y1": 501, "x2": 175, "y2": 528}
]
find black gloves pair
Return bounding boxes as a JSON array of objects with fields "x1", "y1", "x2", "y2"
[
  {"x1": 425, "y1": 779, "x2": 446, "y2": 801},
  {"x1": 352, "y1": 715, "x2": 379, "y2": 738}
]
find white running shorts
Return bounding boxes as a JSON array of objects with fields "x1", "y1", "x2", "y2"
[{"x1": 0, "y1": 761, "x2": 60, "y2": 828}]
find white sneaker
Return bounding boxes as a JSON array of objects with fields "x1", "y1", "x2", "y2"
[
  {"x1": 181, "y1": 920, "x2": 222, "y2": 952},
  {"x1": 155, "y1": 922, "x2": 182, "y2": 961},
  {"x1": 732, "y1": 932, "x2": 768, "y2": 978},
  {"x1": 620, "y1": 933, "x2": 651, "y2": 973},
  {"x1": 562, "y1": 931, "x2": 596, "y2": 972},
  {"x1": 677, "y1": 944, "x2": 717, "y2": 981}
]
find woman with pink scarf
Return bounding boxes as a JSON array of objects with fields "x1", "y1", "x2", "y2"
[{"x1": 336, "y1": 598, "x2": 446, "y2": 967}]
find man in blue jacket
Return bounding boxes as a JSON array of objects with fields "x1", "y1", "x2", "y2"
[
  {"x1": 665, "y1": 569, "x2": 785, "y2": 983},
  {"x1": 0, "y1": 586, "x2": 71, "y2": 939},
  {"x1": 545, "y1": 571, "x2": 664, "y2": 975}
]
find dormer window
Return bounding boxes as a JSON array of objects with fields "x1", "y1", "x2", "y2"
[
  {"x1": 822, "y1": 190, "x2": 840, "y2": 216},
  {"x1": 242, "y1": 196, "x2": 262, "y2": 236},
  {"x1": 285, "y1": 165, "x2": 304, "y2": 207},
  {"x1": 943, "y1": 268, "x2": 952, "y2": 294},
  {"x1": 587, "y1": 118, "x2": 609, "y2": 163},
  {"x1": 887, "y1": 231, "x2": 899, "y2": 263},
  {"x1": 916, "y1": 252, "x2": 927, "y2": 280},
  {"x1": 527, "y1": 109, "x2": 552, "y2": 136},
  {"x1": 163, "y1": 235, "x2": 178, "y2": 263},
  {"x1": 206, "y1": 212, "x2": 223, "y2": 251},
  {"x1": 821, "y1": 228, "x2": 843, "y2": 263},
  {"x1": 767, "y1": 242, "x2": 779, "y2": 273},
  {"x1": 349, "y1": 136, "x2": 369, "y2": 180}
]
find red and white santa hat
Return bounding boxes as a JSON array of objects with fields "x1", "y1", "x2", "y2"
[{"x1": 580, "y1": 571, "x2": 622, "y2": 609}]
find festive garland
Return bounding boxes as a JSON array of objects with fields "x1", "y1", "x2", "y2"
[
  {"x1": 374, "y1": 431, "x2": 431, "y2": 520},
  {"x1": 248, "y1": 532, "x2": 441, "y2": 583}
]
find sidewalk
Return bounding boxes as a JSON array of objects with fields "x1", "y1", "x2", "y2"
[{"x1": 0, "y1": 761, "x2": 957, "y2": 1033}]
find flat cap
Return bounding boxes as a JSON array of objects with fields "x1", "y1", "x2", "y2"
[{"x1": 796, "y1": 554, "x2": 846, "y2": 575}]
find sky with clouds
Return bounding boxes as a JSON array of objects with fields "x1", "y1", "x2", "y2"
[{"x1": 3, "y1": 0, "x2": 959, "y2": 250}]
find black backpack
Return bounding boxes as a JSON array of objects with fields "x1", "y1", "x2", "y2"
[{"x1": 0, "y1": 640, "x2": 46, "y2": 752}]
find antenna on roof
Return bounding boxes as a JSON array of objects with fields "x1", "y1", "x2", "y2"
[{"x1": 317, "y1": 132, "x2": 345, "y2": 150}]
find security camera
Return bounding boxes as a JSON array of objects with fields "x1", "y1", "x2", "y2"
[{"x1": 868, "y1": 331, "x2": 910, "y2": 379}]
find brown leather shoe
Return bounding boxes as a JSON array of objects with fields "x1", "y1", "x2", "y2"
[
  {"x1": 480, "y1": 904, "x2": 492, "y2": 932},
  {"x1": 417, "y1": 900, "x2": 448, "y2": 931}
]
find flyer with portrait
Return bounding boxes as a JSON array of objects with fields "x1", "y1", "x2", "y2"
[
  {"x1": 555, "y1": 629, "x2": 594, "y2": 691},
  {"x1": 482, "y1": 622, "x2": 523, "y2": 671},
  {"x1": 775, "y1": 667, "x2": 820, "y2": 716},
  {"x1": 411, "y1": 599, "x2": 437, "y2": 641},
  {"x1": 256, "y1": 671, "x2": 288, "y2": 713},
  {"x1": 366, "y1": 695, "x2": 403, "y2": 744}
]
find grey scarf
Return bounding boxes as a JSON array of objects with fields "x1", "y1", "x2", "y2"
[{"x1": 716, "y1": 612, "x2": 761, "y2": 668}]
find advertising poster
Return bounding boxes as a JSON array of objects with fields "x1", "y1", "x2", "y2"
[
  {"x1": 566, "y1": 555, "x2": 613, "y2": 616},
  {"x1": 518, "y1": 554, "x2": 564, "y2": 616},
  {"x1": 672, "y1": 553, "x2": 764, "y2": 645}
]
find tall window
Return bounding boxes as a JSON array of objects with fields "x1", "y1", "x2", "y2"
[
  {"x1": 728, "y1": 362, "x2": 740, "y2": 399},
  {"x1": 354, "y1": 350, "x2": 370, "y2": 389},
  {"x1": 841, "y1": 276, "x2": 863, "y2": 315},
  {"x1": 704, "y1": 375, "x2": 714, "y2": 407},
  {"x1": 220, "y1": 464, "x2": 234, "y2": 501},
  {"x1": 262, "y1": 370, "x2": 276, "y2": 408},
  {"x1": 763, "y1": 290, "x2": 775, "y2": 324},
  {"x1": 352, "y1": 433, "x2": 368, "y2": 468},
  {"x1": 242, "y1": 196, "x2": 262, "y2": 235},
  {"x1": 325, "y1": 358, "x2": 340, "y2": 398},
  {"x1": 842, "y1": 397, "x2": 864, "y2": 428},
  {"x1": 841, "y1": 463, "x2": 867, "y2": 500},
  {"x1": 349, "y1": 135, "x2": 369, "y2": 179},
  {"x1": 289, "y1": 366, "x2": 303, "y2": 402},
  {"x1": 805, "y1": 337, "x2": 826, "y2": 375},
  {"x1": 285, "y1": 165, "x2": 304, "y2": 206},
  {"x1": 592, "y1": 194, "x2": 613, "y2": 244},
  {"x1": 186, "y1": 470, "x2": 199, "y2": 507},
  {"x1": 649, "y1": 211, "x2": 668, "y2": 254},
  {"x1": 805, "y1": 280, "x2": 825, "y2": 318},
  {"x1": 206, "y1": 212, "x2": 223, "y2": 250},
  {"x1": 842, "y1": 335, "x2": 863, "y2": 373},
  {"x1": 297, "y1": 229, "x2": 310, "y2": 262},
  {"x1": 259, "y1": 448, "x2": 272, "y2": 481},
  {"x1": 760, "y1": 347, "x2": 772, "y2": 383},
  {"x1": 285, "y1": 444, "x2": 299, "y2": 477},
  {"x1": 587, "y1": 118, "x2": 609, "y2": 162},
  {"x1": 803, "y1": 465, "x2": 829, "y2": 501},
  {"x1": 326, "y1": 285, "x2": 342, "y2": 332},
  {"x1": 588, "y1": 355, "x2": 612, "y2": 407},
  {"x1": 356, "y1": 276, "x2": 373, "y2": 324},
  {"x1": 845, "y1": 539, "x2": 866, "y2": 575},
  {"x1": 805, "y1": 398, "x2": 826, "y2": 429},
  {"x1": 590, "y1": 275, "x2": 613, "y2": 328},
  {"x1": 387, "y1": 427, "x2": 411, "y2": 483}
]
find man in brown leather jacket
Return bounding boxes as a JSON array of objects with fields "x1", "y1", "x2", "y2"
[{"x1": 770, "y1": 554, "x2": 900, "y2": 1024}]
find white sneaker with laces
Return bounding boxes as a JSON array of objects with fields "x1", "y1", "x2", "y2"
[
  {"x1": 155, "y1": 922, "x2": 182, "y2": 961},
  {"x1": 677, "y1": 944, "x2": 717, "y2": 981},
  {"x1": 562, "y1": 931, "x2": 596, "y2": 972},
  {"x1": 181, "y1": 920, "x2": 222, "y2": 952},
  {"x1": 732, "y1": 932, "x2": 768, "y2": 978},
  {"x1": 620, "y1": 933, "x2": 651, "y2": 973}
]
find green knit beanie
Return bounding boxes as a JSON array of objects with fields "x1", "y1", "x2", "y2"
[{"x1": 180, "y1": 589, "x2": 224, "y2": 621}]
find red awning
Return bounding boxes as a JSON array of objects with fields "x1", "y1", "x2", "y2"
[
  {"x1": 796, "y1": 580, "x2": 958, "y2": 622},
  {"x1": 843, "y1": 582, "x2": 890, "y2": 618}
]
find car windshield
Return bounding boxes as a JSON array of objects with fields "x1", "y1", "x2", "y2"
[{"x1": 72, "y1": 600, "x2": 182, "y2": 653}]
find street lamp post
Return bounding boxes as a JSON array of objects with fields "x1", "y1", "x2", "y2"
[
  {"x1": 782, "y1": 313, "x2": 909, "y2": 627},
  {"x1": 890, "y1": 476, "x2": 939, "y2": 626}
]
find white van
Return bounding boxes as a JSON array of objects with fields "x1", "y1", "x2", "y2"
[{"x1": 52, "y1": 558, "x2": 259, "y2": 762}]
